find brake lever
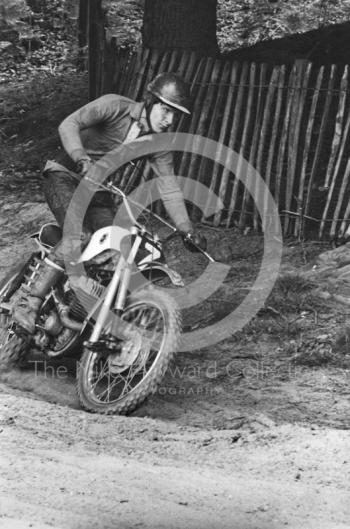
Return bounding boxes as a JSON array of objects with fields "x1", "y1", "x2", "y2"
[
  {"x1": 183, "y1": 234, "x2": 215, "y2": 262},
  {"x1": 164, "y1": 231, "x2": 216, "y2": 263}
]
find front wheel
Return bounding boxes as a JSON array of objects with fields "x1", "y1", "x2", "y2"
[{"x1": 76, "y1": 288, "x2": 181, "y2": 414}]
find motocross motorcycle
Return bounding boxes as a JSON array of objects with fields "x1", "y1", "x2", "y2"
[{"x1": 0, "y1": 181, "x2": 209, "y2": 415}]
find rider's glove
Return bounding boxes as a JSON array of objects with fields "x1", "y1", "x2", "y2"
[
  {"x1": 183, "y1": 230, "x2": 207, "y2": 252},
  {"x1": 77, "y1": 157, "x2": 94, "y2": 176}
]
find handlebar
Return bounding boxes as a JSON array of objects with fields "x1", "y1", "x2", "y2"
[{"x1": 83, "y1": 166, "x2": 216, "y2": 263}]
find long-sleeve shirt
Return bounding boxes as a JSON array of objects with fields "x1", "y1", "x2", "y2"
[{"x1": 44, "y1": 94, "x2": 192, "y2": 233}]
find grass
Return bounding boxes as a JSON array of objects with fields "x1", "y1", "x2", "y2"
[
  {"x1": 241, "y1": 273, "x2": 324, "y2": 340},
  {"x1": 228, "y1": 270, "x2": 350, "y2": 368},
  {"x1": 265, "y1": 273, "x2": 323, "y2": 314}
]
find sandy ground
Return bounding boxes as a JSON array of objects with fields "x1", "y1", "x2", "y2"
[
  {"x1": 1, "y1": 387, "x2": 350, "y2": 529},
  {"x1": 1, "y1": 192, "x2": 350, "y2": 528}
]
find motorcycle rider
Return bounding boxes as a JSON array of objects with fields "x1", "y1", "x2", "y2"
[{"x1": 12, "y1": 73, "x2": 207, "y2": 334}]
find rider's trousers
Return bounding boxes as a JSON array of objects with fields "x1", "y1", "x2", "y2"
[{"x1": 43, "y1": 170, "x2": 116, "y2": 266}]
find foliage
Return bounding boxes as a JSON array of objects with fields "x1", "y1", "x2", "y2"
[
  {"x1": 3, "y1": 0, "x2": 350, "y2": 60},
  {"x1": 0, "y1": 0, "x2": 30, "y2": 28},
  {"x1": 103, "y1": 0, "x2": 144, "y2": 50},
  {"x1": 0, "y1": 0, "x2": 78, "y2": 84},
  {"x1": 99, "y1": 0, "x2": 350, "y2": 53},
  {"x1": 217, "y1": 0, "x2": 350, "y2": 51}
]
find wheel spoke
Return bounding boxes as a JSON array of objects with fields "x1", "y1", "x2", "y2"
[
  {"x1": 129, "y1": 306, "x2": 164, "y2": 346},
  {"x1": 98, "y1": 371, "x2": 130, "y2": 401},
  {"x1": 90, "y1": 341, "x2": 156, "y2": 403},
  {"x1": 81, "y1": 294, "x2": 176, "y2": 410},
  {"x1": 90, "y1": 356, "x2": 109, "y2": 390},
  {"x1": 118, "y1": 372, "x2": 135, "y2": 398}
]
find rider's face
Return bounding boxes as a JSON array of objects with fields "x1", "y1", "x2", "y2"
[{"x1": 149, "y1": 102, "x2": 180, "y2": 133}]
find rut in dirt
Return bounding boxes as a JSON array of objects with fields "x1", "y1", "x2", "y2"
[{"x1": 0, "y1": 355, "x2": 80, "y2": 409}]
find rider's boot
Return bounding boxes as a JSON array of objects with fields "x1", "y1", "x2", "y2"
[
  {"x1": 12, "y1": 227, "x2": 91, "y2": 335},
  {"x1": 12, "y1": 258, "x2": 64, "y2": 334}
]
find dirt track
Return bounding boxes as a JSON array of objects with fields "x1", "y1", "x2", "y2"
[
  {"x1": 1, "y1": 191, "x2": 350, "y2": 528},
  {"x1": 1, "y1": 386, "x2": 350, "y2": 529}
]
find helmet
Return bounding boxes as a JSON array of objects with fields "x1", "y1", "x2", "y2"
[{"x1": 147, "y1": 73, "x2": 191, "y2": 115}]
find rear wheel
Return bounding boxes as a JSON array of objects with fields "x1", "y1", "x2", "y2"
[
  {"x1": 76, "y1": 288, "x2": 181, "y2": 414},
  {"x1": 0, "y1": 260, "x2": 34, "y2": 368}
]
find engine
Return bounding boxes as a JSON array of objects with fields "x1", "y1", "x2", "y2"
[{"x1": 67, "y1": 276, "x2": 106, "y2": 322}]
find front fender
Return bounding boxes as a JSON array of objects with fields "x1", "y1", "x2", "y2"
[{"x1": 139, "y1": 261, "x2": 184, "y2": 287}]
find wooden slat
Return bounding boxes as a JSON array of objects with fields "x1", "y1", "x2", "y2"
[
  {"x1": 118, "y1": 50, "x2": 134, "y2": 95},
  {"x1": 273, "y1": 64, "x2": 296, "y2": 219},
  {"x1": 187, "y1": 59, "x2": 223, "y2": 215},
  {"x1": 324, "y1": 65, "x2": 349, "y2": 188},
  {"x1": 200, "y1": 60, "x2": 235, "y2": 222},
  {"x1": 183, "y1": 57, "x2": 219, "y2": 200},
  {"x1": 284, "y1": 60, "x2": 303, "y2": 231},
  {"x1": 214, "y1": 62, "x2": 249, "y2": 227},
  {"x1": 254, "y1": 65, "x2": 280, "y2": 230},
  {"x1": 338, "y1": 157, "x2": 350, "y2": 238},
  {"x1": 320, "y1": 103, "x2": 350, "y2": 237},
  {"x1": 115, "y1": 49, "x2": 130, "y2": 93},
  {"x1": 318, "y1": 67, "x2": 349, "y2": 237},
  {"x1": 111, "y1": 45, "x2": 121, "y2": 93},
  {"x1": 125, "y1": 51, "x2": 141, "y2": 98},
  {"x1": 179, "y1": 57, "x2": 216, "y2": 194},
  {"x1": 189, "y1": 57, "x2": 228, "y2": 218},
  {"x1": 127, "y1": 47, "x2": 146, "y2": 100},
  {"x1": 110, "y1": 38, "x2": 121, "y2": 93},
  {"x1": 102, "y1": 36, "x2": 116, "y2": 93},
  {"x1": 120, "y1": 50, "x2": 134, "y2": 95},
  {"x1": 263, "y1": 66, "x2": 285, "y2": 219},
  {"x1": 295, "y1": 66, "x2": 325, "y2": 238},
  {"x1": 165, "y1": 49, "x2": 179, "y2": 73},
  {"x1": 183, "y1": 51, "x2": 200, "y2": 81},
  {"x1": 174, "y1": 50, "x2": 191, "y2": 76},
  {"x1": 155, "y1": 50, "x2": 173, "y2": 75},
  {"x1": 284, "y1": 60, "x2": 312, "y2": 235},
  {"x1": 226, "y1": 62, "x2": 257, "y2": 227},
  {"x1": 209, "y1": 62, "x2": 240, "y2": 226},
  {"x1": 130, "y1": 47, "x2": 151, "y2": 101},
  {"x1": 176, "y1": 52, "x2": 200, "y2": 132},
  {"x1": 145, "y1": 48, "x2": 163, "y2": 85},
  {"x1": 304, "y1": 64, "x2": 337, "y2": 236},
  {"x1": 239, "y1": 63, "x2": 268, "y2": 229},
  {"x1": 330, "y1": 157, "x2": 350, "y2": 237}
]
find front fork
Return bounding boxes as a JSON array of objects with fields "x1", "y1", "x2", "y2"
[{"x1": 88, "y1": 227, "x2": 143, "y2": 343}]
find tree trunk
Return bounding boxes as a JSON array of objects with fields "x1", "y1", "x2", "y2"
[
  {"x1": 142, "y1": 0, "x2": 219, "y2": 56},
  {"x1": 87, "y1": 0, "x2": 105, "y2": 100},
  {"x1": 77, "y1": 0, "x2": 88, "y2": 70}
]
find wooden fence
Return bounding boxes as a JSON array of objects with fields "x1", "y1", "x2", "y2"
[{"x1": 91, "y1": 43, "x2": 350, "y2": 239}]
